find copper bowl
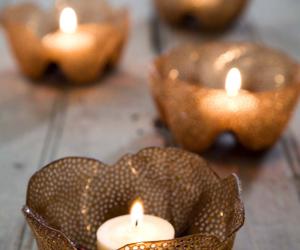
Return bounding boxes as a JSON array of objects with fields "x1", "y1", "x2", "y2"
[
  {"x1": 154, "y1": 0, "x2": 248, "y2": 30},
  {"x1": 150, "y1": 42, "x2": 300, "y2": 152},
  {"x1": 1, "y1": 0, "x2": 129, "y2": 83},
  {"x1": 23, "y1": 147, "x2": 244, "y2": 250}
]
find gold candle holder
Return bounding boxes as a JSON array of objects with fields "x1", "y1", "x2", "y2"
[
  {"x1": 1, "y1": 0, "x2": 129, "y2": 83},
  {"x1": 23, "y1": 147, "x2": 244, "y2": 250},
  {"x1": 150, "y1": 42, "x2": 300, "y2": 152},
  {"x1": 154, "y1": 0, "x2": 248, "y2": 30}
]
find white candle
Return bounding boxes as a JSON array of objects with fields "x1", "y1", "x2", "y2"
[
  {"x1": 202, "y1": 67, "x2": 258, "y2": 114},
  {"x1": 97, "y1": 200, "x2": 175, "y2": 250},
  {"x1": 225, "y1": 67, "x2": 242, "y2": 97},
  {"x1": 42, "y1": 7, "x2": 96, "y2": 54}
]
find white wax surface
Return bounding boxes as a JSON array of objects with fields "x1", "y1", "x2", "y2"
[
  {"x1": 42, "y1": 31, "x2": 95, "y2": 52},
  {"x1": 202, "y1": 90, "x2": 258, "y2": 114},
  {"x1": 97, "y1": 215, "x2": 175, "y2": 250}
]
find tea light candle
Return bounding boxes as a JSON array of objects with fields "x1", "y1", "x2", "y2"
[
  {"x1": 151, "y1": 42, "x2": 300, "y2": 151},
  {"x1": 208, "y1": 67, "x2": 258, "y2": 112},
  {"x1": 2, "y1": 1, "x2": 129, "y2": 83},
  {"x1": 225, "y1": 67, "x2": 242, "y2": 97},
  {"x1": 96, "y1": 200, "x2": 175, "y2": 250},
  {"x1": 42, "y1": 7, "x2": 96, "y2": 54}
]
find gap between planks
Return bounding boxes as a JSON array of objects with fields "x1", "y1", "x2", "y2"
[
  {"x1": 281, "y1": 131, "x2": 300, "y2": 200},
  {"x1": 150, "y1": 8, "x2": 300, "y2": 250},
  {"x1": 15, "y1": 91, "x2": 69, "y2": 250}
]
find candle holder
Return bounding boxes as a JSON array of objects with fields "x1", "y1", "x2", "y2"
[
  {"x1": 1, "y1": 0, "x2": 129, "y2": 83},
  {"x1": 154, "y1": 0, "x2": 248, "y2": 30},
  {"x1": 23, "y1": 147, "x2": 244, "y2": 250},
  {"x1": 150, "y1": 42, "x2": 300, "y2": 152}
]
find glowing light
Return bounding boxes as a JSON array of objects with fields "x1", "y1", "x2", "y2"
[
  {"x1": 169, "y1": 69, "x2": 179, "y2": 80},
  {"x1": 130, "y1": 199, "x2": 144, "y2": 228},
  {"x1": 225, "y1": 68, "x2": 242, "y2": 97},
  {"x1": 275, "y1": 74, "x2": 285, "y2": 87},
  {"x1": 60, "y1": 7, "x2": 77, "y2": 33}
]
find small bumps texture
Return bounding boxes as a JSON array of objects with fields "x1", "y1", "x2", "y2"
[
  {"x1": 154, "y1": 0, "x2": 248, "y2": 30},
  {"x1": 23, "y1": 147, "x2": 244, "y2": 250},
  {"x1": 150, "y1": 42, "x2": 300, "y2": 152}
]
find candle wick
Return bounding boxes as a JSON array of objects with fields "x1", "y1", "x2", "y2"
[{"x1": 135, "y1": 220, "x2": 138, "y2": 227}]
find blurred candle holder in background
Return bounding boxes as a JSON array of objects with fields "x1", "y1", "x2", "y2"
[
  {"x1": 1, "y1": 0, "x2": 129, "y2": 83},
  {"x1": 151, "y1": 42, "x2": 300, "y2": 152},
  {"x1": 154, "y1": 0, "x2": 249, "y2": 31},
  {"x1": 22, "y1": 148, "x2": 244, "y2": 250}
]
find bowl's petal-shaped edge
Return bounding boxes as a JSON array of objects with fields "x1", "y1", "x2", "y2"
[
  {"x1": 151, "y1": 44, "x2": 300, "y2": 152},
  {"x1": 23, "y1": 147, "x2": 244, "y2": 250},
  {"x1": 109, "y1": 8, "x2": 130, "y2": 66},
  {"x1": 60, "y1": 8, "x2": 130, "y2": 83},
  {"x1": 1, "y1": 3, "x2": 50, "y2": 78},
  {"x1": 23, "y1": 206, "x2": 77, "y2": 250},
  {"x1": 154, "y1": 0, "x2": 249, "y2": 30},
  {"x1": 23, "y1": 155, "x2": 110, "y2": 250},
  {"x1": 0, "y1": 2, "x2": 130, "y2": 83},
  {"x1": 23, "y1": 204, "x2": 238, "y2": 250},
  {"x1": 0, "y1": 3, "x2": 41, "y2": 25},
  {"x1": 149, "y1": 57, "x2": 174, "y2": 124},
  {"x1": 220, "y1": 174, "x2": 245, "y2": 237},
  {"x1": 119, "y1": 174, "x2": 244, "y2": 250},
  {"x1": 119, "y1": 234, "x2": 233, "y2": 250},
  {"x1": 186, "y1": 174, "x2": 244, "y2": 248}
]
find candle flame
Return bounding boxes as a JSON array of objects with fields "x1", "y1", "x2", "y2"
[
  {"x1": 130, "y1": 199, "x2": 144, "y2": 228},
  {"x1": 60, "y1": 7, "x2": 77, "y2": 33},
  {"x1": 225, "y1": 68, "x2": 242, "y2": 97}
]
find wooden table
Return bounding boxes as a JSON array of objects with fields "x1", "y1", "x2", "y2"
[{"x1": 0, "y1": 0, "x2": 300, "y2": 249}]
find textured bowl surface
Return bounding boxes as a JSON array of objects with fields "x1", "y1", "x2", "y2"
[
  {"x1": 151, "y1": 42, "x2": 300, "y2": 152},
  {"x1": 154, "y1": 0, "x2": 248, "y2": 30},
  {"x1": 23, "y1": 147, "x2": 244, "y2": 250},
  {"x1": 1, "y1": 0, "x2": 129, "y2": 83}
]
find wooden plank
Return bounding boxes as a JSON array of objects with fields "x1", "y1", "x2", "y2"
[
  {"x1": 55, "y1": 0, "x2": 163, "y2": 164},
  {"x1": 0, "y1": 68, "x2": 64, "y2": 250},
  {"x1": 250, "y1": 0, "x2": 300, "y2": 188},
  {"x1": 203, "y1": 141, "x2": 300, "y2": 250},
  {"x1": 246, "y1": 0, "x2": 300, "y2": 167},
  {"x1": 247, "y1": 0, "x2": 300, "y2": 60},
  {"x1": 0, "y1": 0, "x2": 10, "y2": 9},
  {"x1": 14, "y1": 91, "x2": 68, "y2": 250},
  {"x1": 0, "y1": 1, "x2": 68, "y2": 248},
  {"x1": 154, "y1": 0, "x2": 300, "y2": 249},
  {"x1": 246, "y1": 0, "x2": 300, "y2": 190}
]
